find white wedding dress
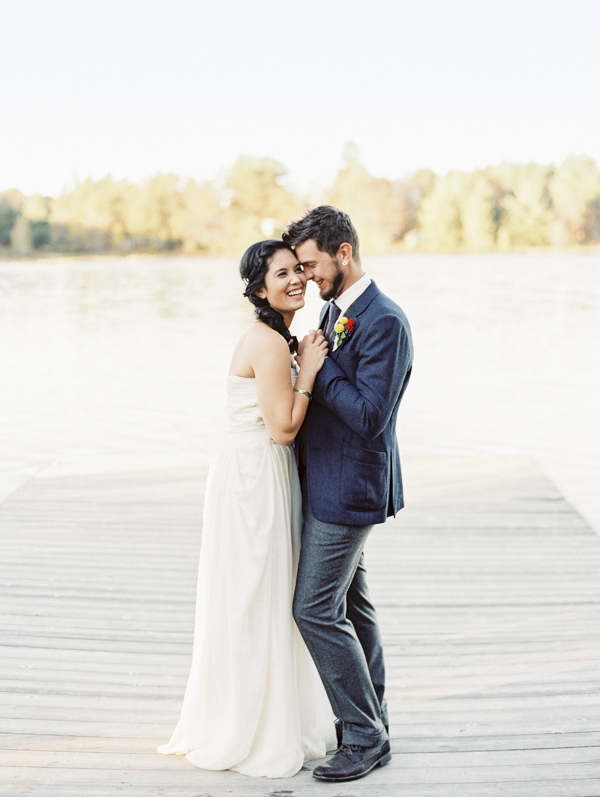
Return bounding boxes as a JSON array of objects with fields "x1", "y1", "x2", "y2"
[{"x1": 158, "y1": 371, "x2": 336, "y2": 778}]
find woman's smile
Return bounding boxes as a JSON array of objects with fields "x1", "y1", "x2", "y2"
[{"x1": 257, "y1": 248, "x2": 307, "y2": 322}]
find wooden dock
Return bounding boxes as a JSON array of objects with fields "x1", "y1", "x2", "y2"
[{"x1": 1, "y1": 454, "x2": 599, "y2": 796}]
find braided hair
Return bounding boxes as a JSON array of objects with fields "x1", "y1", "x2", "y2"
[{"x1": 240, "y1": 240, "x2": 299, "y2": 354}]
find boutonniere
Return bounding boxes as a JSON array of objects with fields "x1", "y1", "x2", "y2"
[{"x1": 333, "y1": 317, "x2": 356, "y2": 351}]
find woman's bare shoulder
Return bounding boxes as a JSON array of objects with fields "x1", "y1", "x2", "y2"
[
  {"x1": 230, "y1": 321, "x2": 288, "y2": 376},
  {"x1": 246, "y1": 320, "x2": 288, "y2": 351}
]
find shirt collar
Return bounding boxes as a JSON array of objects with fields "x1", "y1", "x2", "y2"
[{"x1": 332, "y1": 272, "x2": 371, "y2": 317}]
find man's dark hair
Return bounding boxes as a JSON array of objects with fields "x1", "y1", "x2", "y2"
[{"x1": 282, "y1": 206, "x2": 360, "y2": 265}]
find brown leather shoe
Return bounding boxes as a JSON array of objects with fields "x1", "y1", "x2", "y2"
[{"x1": 313, "y1": 739, "x2": 391, "y2": 782}]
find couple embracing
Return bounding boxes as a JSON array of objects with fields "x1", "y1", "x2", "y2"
[{"x1": 158, "y1": 206, "x2": 413, "y2": 782}]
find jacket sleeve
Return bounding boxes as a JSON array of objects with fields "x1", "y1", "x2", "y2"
[{"x1": 312, "y1": 312, "x2": 412, "y2": 440}]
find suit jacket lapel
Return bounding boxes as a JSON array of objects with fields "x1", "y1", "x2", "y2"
[
  {"x1": 319, "y1": 301, "x2": 331, "y2": 329},
  {"x1": 346, "y1": 280, "x2": 379, "y2": 319},
  {"x1": 318, "y1": 282, "x2": 380, "y2": 330},
  {"x1": 322, "y1": 281, "x2": 381, "y2": 361}
]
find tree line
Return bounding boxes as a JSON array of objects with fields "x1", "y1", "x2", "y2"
[{"x1": 2, "y1": 145, "x2": 600, "y2": 258}]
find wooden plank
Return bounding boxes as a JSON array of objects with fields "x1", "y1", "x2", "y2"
[
  {"x1": 1, "y1": 780, "x2": 597, "y2": 797},
  {"x1": 3, "y1": 729, "x2": 600, "y2": 755},
  {"x1": 3, "y1": 746, "x2": 600, "y2": 772},
  {"x1": 1, "y1": 454, "x2": 600, "y2": 796}
]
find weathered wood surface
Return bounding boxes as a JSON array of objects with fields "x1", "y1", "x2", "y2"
[{"x1": 1, "y1": 454, "x2": 600, "y2": 797}]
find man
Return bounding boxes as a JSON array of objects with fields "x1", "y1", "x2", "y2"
[{"x1": 283, "y1": 206, "x2": 413, "y2": 783}]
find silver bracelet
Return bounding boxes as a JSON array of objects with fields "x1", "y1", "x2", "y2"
[{"x1": 293, "y1": 388, "x2": 312, "y2": 400}]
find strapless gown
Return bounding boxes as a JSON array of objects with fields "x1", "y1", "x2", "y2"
[{"x1": 158, "y1": 374, "x2": 336, "y2": 778}]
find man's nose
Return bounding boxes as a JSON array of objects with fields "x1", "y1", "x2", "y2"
[{"x1": 304, "y1": 267, "x2": 315, "y2": 280}]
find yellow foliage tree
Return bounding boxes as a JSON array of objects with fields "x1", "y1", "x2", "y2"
[
  {"x1": 220, "y1": 156, "x2": 302, "y2": 254},
  {"x1": 328, "y1": 142, "x2": 400, "y2": 253}
]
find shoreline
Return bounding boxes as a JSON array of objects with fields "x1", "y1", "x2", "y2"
[{"x1": 2, "y1": 243, "x2": 600, "y2": 265}]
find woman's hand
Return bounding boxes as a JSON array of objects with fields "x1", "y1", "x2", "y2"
[
  {"x1": 298, "y1": 329, "x2": 328, "y2": 375},
  {"x1": 250, "y1": 324, "x2": 327, "y2": 447}
]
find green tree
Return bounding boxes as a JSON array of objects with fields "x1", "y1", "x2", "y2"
[
  {"x1": 10, "y1": 215, "x2": 32, "y2": 256},
  {"x1": 548, "y1": 155, "x2": 600, "y2": 245},
  {"x1": 22, "y1": 194, "x2": 52, "y2": 248},
  {"x1": 50, "y1": 176, "x2": 129, "y2": 251},
  {"x1": 418, "y1": 172, "x2": 469, "y2": 250},
  {"x1": 169, "y1": 179, "x2": 222, "y2": 254},
  {"x1": 128, "y1": 174, "x2": 182, "y2": 244},
  {"x1": 492, "y1": 162, "x2": 553, "y2": 248},
  {"x1": 391, "y1": 169, "x2": 436, "y2": 242},
  {"x1": 584, "y1": 198, "x2": 600, "y2": 241},
  {"x1": 0, "y1": 197, "x2": 18, "y2": 247},
  {"x1": 461, "y1": 174, "x2": 499, "y2": 250},
  {"x1": 418, "y1": 171, "x2": 501, "y2": 251}
]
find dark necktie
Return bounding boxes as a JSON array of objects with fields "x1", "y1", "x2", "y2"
[{"x1": 324, "y1": 301, "x2": 341, "y2": 340}]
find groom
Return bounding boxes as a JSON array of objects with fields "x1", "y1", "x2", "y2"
[{"x1": 283, "y1": 206, "x2": 413, "y2": 783}]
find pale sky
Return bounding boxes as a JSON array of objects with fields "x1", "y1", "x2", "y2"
[{"x1": 1, "y1": 0, "x2": 599, "y2": 197}]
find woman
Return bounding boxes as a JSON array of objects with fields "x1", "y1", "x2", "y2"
[{"x1": 158, "y1": 240, "x2": 336, "y2": 777}]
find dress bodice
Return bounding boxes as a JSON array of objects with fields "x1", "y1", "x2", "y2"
[
  {"x1": 226, "y1": 376, "x2": 266, "y2": 435},
  {"x1": 227, "y1": 368, "x2": 297, "y2": 437}
]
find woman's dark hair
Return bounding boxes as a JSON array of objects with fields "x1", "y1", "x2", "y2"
[
  {"x1": 282, "y1": 205, "x2": 360, "y2": 265},
  {"x1": 240, "y1": 239, "x2": 298, "y2": 354}
]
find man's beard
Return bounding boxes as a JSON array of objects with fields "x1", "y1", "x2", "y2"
[{"x1": 320, "y1": 268, "x2": 344, "y2": 302}]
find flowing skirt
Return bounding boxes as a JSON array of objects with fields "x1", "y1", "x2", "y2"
[{"x1": 158, "y1": 433, "x2": 335, "y2": 778}]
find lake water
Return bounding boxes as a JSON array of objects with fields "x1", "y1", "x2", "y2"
[{"x1": 1, "y1": 252, "x2": 599, "y2": 532}]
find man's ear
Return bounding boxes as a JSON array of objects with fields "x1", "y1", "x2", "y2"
[{"x1": 338, "y1": 243, "x2": 352, "y2": 264}]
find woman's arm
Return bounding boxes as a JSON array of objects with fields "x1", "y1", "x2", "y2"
[{"x1": 251, "y1": 324, "x2": 327, "y2": 446}]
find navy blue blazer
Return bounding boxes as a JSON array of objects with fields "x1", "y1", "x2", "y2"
[{"x1": 300, "y1": 280, "x2": 413, "y2": 525}]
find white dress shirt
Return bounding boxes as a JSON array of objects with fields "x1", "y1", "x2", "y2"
[{"x1": 331, "y1": 272, "x2": 372, "y2": 318}]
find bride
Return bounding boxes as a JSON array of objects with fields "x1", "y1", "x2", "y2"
[{"x1": 158, "y1": 239, "x2": 336, "y2": 778}]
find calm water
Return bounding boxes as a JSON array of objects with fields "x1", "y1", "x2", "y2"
[{"x1": 1, "y1": 252, "x2": 599, "y2": 532}]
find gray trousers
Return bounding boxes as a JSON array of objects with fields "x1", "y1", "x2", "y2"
[{"x1": 293, "y1": 487, "x2": 388, "y2": 748}]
